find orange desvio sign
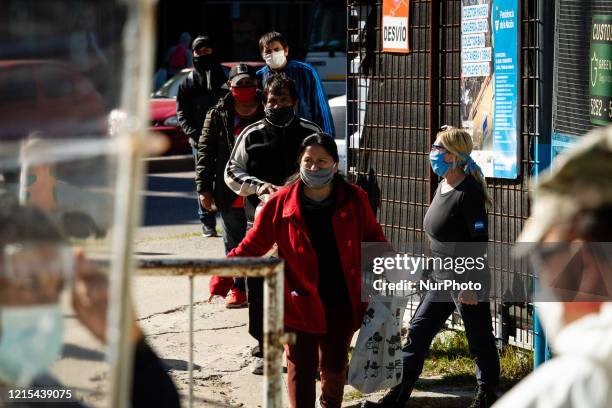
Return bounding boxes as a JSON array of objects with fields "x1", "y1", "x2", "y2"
[{"x1": 382, "y1": 0, "x2": 410, "y2": 53}]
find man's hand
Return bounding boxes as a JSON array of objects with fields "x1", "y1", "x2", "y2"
[
  {"x1": 257, "y1": 183, "x2": 280, "y2": 197},
  {"x1": 458, "y1": 289, "x2": 478, "y2": 305},
  {"x1": 199, "y1": 192, "x2": 215, "y2": 211},
  {"x1": 72, "y1": 250, "x2": 142, "y2": 343}
]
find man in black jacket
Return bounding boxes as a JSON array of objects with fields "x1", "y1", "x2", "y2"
[
  {"x1": 224, "y1": 73, "x2": 321, "y2": 374},
  {"x1": 177, "y1": 34, "x2": 227, "y2": 237},
  {"x1": 196, "y1": 63, "x2": 263, "y2": 308}
]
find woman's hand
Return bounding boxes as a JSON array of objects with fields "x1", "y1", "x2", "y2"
[{"x1": 458, "y1": 289, "x2": 478, "y2": 305}]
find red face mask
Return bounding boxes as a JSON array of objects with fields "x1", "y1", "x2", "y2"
[{"x1": 231, "y1": 86, "x2": 257, "y2": 103}]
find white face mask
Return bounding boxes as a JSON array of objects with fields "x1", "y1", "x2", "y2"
[
  {"x1": 0, "y1": 305, "x2": 65, "y2": 386},
  {"x1": 264, "y1": 50, "x2": 287, "y2": 70},
  {"x1": 535, "y1": 302, "x2": 564, "y2": 350}
]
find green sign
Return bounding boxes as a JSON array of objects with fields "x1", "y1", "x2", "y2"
[{"x1": 590, "y1": 15, "x2": 612, "y2": 125}]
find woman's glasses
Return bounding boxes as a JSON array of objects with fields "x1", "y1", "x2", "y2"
[{"x1": 431, "y1": 144, "x2": 447, "y2": 152}]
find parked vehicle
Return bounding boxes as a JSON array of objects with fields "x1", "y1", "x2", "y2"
[
  {"x1": 305, "y1": 1, "x2": 346, "y2": 98},
  {"x1": 0, "y1": 60, "x2": 106, "y2": 141},
  {"x1": 329, "y1": 94, "x2": 347, "y2": 173},
  {"x1": 148, "y1": 62, "x2": 264, "y2": 155}
]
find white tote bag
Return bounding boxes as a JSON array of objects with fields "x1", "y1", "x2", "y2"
[{"x1": 348, "y1": 296, "x2": 408, "y2": 393}]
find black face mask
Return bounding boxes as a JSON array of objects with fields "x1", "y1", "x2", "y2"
[
  {"x1": 265, "y1": 106, "x2": 295, "y2": 126},
  {"x1": 193, "y1": 55, "x2": 214, "y2": 73}
]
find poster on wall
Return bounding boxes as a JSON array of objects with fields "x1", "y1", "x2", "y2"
[
  {"x1": 382, "y1": 0, "x2": 410, "y2": 53},
  {"x1": 460, "y1": 0, "x2": 519, "y2": 179},
  {"x1": 590, "y1": 15, "x2": 612, "y2": 125},
  {"x1": 551, "y1": 133, "x2": 579, "y2": 167}
]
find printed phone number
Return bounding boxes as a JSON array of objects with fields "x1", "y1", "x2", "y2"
[
  {"x1": 5, "y1": 388, "x2": 73, "y2": 401},
  {"x1": 591, "y1": 97, "x2": 612, "y2": 120}
]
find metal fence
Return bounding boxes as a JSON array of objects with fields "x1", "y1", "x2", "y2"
[
  {"x1": 136, "y1": 258, "x2": 288, "y2": 408},
  {"x1": 347, "y1": 0, "x2": 545, "y2": 350}
]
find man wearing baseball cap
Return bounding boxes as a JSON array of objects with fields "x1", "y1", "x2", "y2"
[
  {"x1": 177, "y1": 34, "x2": 227, "y2": 237},
  {"x1": 196, "y1": 63, "x2": 263, "y2": 308},
  {"x1": 494, "y1": 125, "x2": 612, "y2": 407}
]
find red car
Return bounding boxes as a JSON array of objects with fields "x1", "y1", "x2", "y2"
[
  {"x1": 0, "y1": 60, "x2": 106, "y2": 141},
  {"x1": 149, "y1": 62, "x2": 264, "y2": 155}
]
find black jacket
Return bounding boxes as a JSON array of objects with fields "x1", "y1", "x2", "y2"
[
  {"x1": 224, "y1": 115, "x2": 322, "y2": 211},
  {"x1": 176, "y1": 67, "x2": 227, "y2": 143},
  {"x1": 195, "y1": 92, "x2": 264, "y2": 210}
]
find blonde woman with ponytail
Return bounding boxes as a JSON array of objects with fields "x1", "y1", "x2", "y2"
[
  {"x1": 365, "y1": 127, "x2": 500, "y2": 408},
  {"x1": 436, "y1": 127, "x2": 493, "y2": 209}
]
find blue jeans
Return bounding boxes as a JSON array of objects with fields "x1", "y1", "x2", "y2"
[
  {"x1": 219, "y1": 206, "x2": 247, "y2": 292},
  {"x1": 192, "y1": 145, "x2": 216, "y2": 229},
  {"x1": 401, "y1": 288, "x2": 500, "y2": 391}
]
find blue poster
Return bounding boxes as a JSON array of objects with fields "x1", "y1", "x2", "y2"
[
  {"x1": 460, "y1": 0, "x2": 519, "y2": 179},
  {"x1": 491, "y1": 0, "x2": 519, "y2": 178}
]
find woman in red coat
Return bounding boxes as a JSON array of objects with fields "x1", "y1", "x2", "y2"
[{"x1": 225, "y1": 132, "x2": 386, "y2": 408}]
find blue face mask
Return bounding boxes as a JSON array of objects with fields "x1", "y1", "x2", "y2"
[
  {"x1": 0, "y1": 305, "x2": 64, "y2": 386},
  {"x1": 429, "y1": 150, "x2": 457, "y2": 177}
]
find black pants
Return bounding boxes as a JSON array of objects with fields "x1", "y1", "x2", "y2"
[
  {"x1": 191, "y1": 144, "x2": 216, "y2": 229},
  {"x1": 245, "y1": 199, "x2": 264, "y2": 349},
  {"x1": 219, "y1": 206, "x2": 247, "y2": 291},
  {"x1": 401, "y1": 289, "x2": 500, "y2": 392},
  {"x1": 246, "y1": 276, "x2": 264, "y2": 351}
]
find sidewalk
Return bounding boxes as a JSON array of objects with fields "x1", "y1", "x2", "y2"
[{"x1": 132, "y1": 224, "x2": 476, "y2": 407}]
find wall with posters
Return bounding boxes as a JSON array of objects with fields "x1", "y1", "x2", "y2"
[{"x1": 460, "y1": 0, "x2": 519, "y2": 179}]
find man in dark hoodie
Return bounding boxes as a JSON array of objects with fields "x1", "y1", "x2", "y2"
[
  {"x1": 196, "y1": 63, "x2": 264, "y2": 308},
  {"x1": 177, "y1": 35, "x2": 227, "y2": 237}
]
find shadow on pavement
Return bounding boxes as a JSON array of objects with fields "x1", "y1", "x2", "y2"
[
  {"x1": 61, "y1": 343, "x2": 106, "y2": 362},
  {"x1": 162, "y1": 359, "x2": 203, "y2": 372}
]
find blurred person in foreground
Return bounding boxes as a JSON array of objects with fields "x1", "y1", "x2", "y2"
[
  {"x1": 0, "y1": 195, "x2": 180, "y2": 407},
  {"x1": 494, "y1": 125, "x2": 612, "y2": 407},
  {"x1": 196, "y1": 63, "x2": 264, "y2": 308},
  {"x1": 227, "y1": 133, "x2": 386, "y2": 407}
]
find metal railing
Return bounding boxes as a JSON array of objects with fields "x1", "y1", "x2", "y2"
[{"x1": 136, "y1": 258, "x2": 291, "y2": 408}]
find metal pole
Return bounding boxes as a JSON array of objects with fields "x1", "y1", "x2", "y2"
[
  {"x1": 189, "y1": 275, "x2": 194, "y2": 408},
  {"x1": 107, "y1": 1, "x2": 157, "y2": 407},
  {"x1": 428, "y1": 0, "x2": 440, "y2": 201},
  {"x1": 534, "y1": 0, "x2": 556, "y2": 368},
  {"x1": 263, "y1": 263, "x2": 284, "y2": 408}
]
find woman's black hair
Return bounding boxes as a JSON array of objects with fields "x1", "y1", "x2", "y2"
[{"x1": 297, "y1": 132, "x2": 339, "y2": 163}]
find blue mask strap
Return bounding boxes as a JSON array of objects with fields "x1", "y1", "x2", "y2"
[{"x1": 459, "y1": 152, "x2": 484, "y2": 178}]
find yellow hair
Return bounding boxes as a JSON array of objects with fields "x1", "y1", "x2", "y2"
[{"x1": 437, "y1": 127, "x2": 493, "y2": 209}]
